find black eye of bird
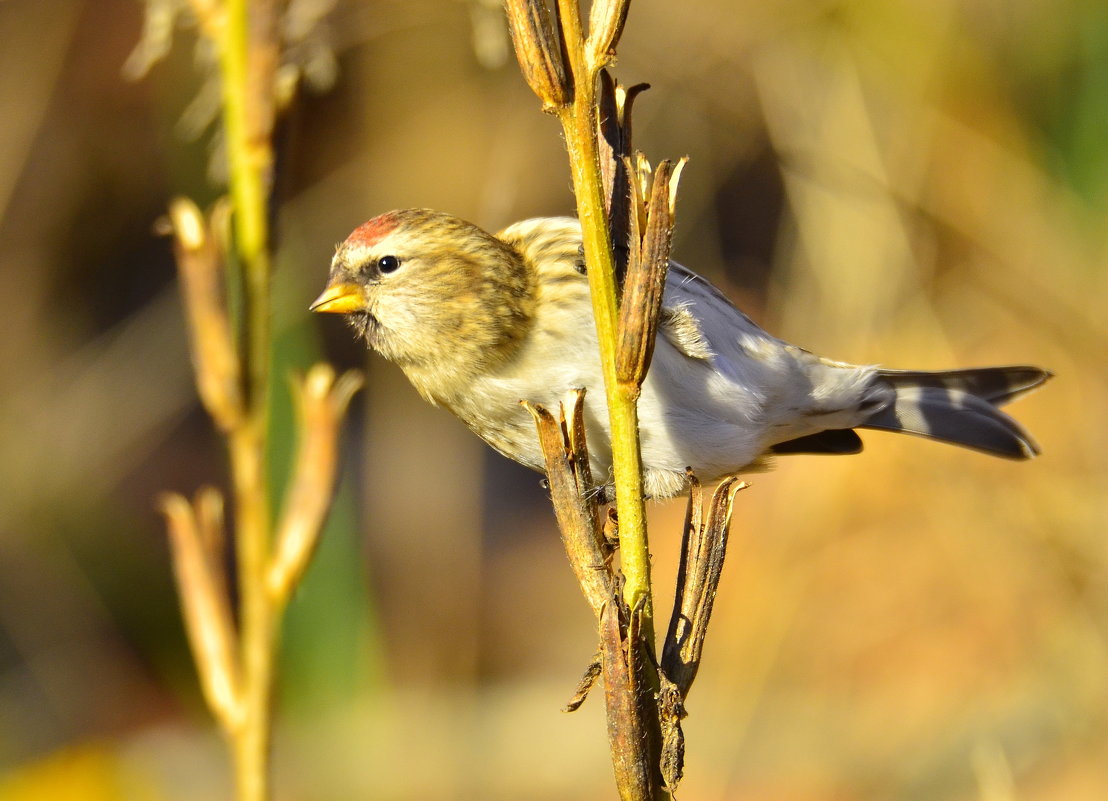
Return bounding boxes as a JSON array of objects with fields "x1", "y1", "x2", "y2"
[{"x1": 377, "y1": 255, "x2": 401, "y2": 274}]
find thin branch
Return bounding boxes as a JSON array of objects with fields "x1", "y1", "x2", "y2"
[
  {"x1": 160, "y1": 490, "x2": 243, "y2": 730},
  {"x1": 268, "y1": 365, "x2": 363, "y2": 602}
]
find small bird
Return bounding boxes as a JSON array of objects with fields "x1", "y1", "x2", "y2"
[{"x1": 312, "y1": 209, "x2": 1050, "y2": 499}]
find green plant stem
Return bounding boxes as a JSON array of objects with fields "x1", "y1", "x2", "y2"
[
  {"x1": 218, "y1": 0, "x2": 276, "y2": 799},
  {"x1": 228, "y1": 423, "x2": 275, "y2": 801},
  {"x1": 219, "y1": 0, "x2": 272, "y2": 403},
  {"x1": 554, "y1": 0, "x2": 653, "y2": 620}
]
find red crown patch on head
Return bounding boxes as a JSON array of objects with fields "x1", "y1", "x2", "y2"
[{"x1": 347, "y1": 212, "x2": 401, "y2": 248}]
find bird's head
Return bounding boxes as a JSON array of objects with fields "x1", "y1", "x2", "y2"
[{"x1": 311, "y1": 209, "x2": 535, "y2": 396}]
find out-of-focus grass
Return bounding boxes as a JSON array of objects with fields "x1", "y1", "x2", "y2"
[{"x1": 0, "y1": 0, "x2": 1104, "y2": 799}]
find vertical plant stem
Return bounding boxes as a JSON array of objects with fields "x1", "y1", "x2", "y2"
[
  {"x1": 161, "y1": 2, "x2": 358, "y2": 799},
  {"x1": 554, "y1": 10, "x2": 665, "y2": 794},
  {"x1": 219, "y1": 0, "x2": 273, "y2": 401},
  {"x1": 218, "y1": 1, "x2": 276, "y2": 798},
  {"x1": 554, "y1": 0, "x2": 654, "y2": 622},
  {"x1": 229, "y1": 423, "x2": 274, "y2": 801}
]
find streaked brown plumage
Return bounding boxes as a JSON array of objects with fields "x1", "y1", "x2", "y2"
[{"x1": 313, "y1": 209, "x2": 1051, "y2": 499}]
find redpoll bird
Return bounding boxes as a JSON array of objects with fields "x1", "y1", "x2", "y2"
[{"x1": 311, "y1": 209, "x2": 1050, "y2": 500}]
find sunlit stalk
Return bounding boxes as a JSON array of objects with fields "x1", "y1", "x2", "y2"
[
  {"x1": 553, "y1": 0, "x2": 654, "y2": 622},
  {"x1": 217, "y1": 0, "x2": 277, "y2": 798}
]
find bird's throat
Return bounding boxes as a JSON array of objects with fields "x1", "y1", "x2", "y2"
[{"x1": 348, "y1": 311, "x2": 382, "y2": 350}]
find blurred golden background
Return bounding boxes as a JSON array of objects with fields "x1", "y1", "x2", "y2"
[{"x1": 0, "y1": 0, "x2": 1105, "y2": 798}]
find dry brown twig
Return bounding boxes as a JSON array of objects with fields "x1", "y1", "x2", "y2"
[
  {"x1": 505, "y1": 1, "x2": 746, "y2": 797},
  {"x1": 525, "y1": 389, "x2": 745, "y2": 799}
]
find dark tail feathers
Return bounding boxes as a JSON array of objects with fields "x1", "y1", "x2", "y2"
[{"x1": 860, "y1": 366, "x2": 1051, "y2": 459}]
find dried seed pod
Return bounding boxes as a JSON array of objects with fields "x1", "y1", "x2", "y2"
[
  {"x1": 586, "y1": 0, "x2": 631, "y2": 68},
  {"x1": 268, "y1": 364, "x2": 363, "y2": 601},
  {"x1": 662, "y1": 473, "x2": 747, "y2": 697},
  {"x1": 160, "y1": 490, "x2": 242, "y2": 729},
  {"x1": 615, "y1": 157, "x2": 687, "y2": 387},
  {"x1": 522, "y1": 392, "x2": 615, "y2": 617},
  {"x1": 504, "y1": 0, "x2": 572, "y2": 109},
  {"x1": 597, "y1": 72, "x2": 650, "y2": 283},
  {"x1": 657, "y1": 473, "x2": 746, "y2": 793},
  {"x1": 168, "y1": 197, "x2": 243, "y2": 432}
]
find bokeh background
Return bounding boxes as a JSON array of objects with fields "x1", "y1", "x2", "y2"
[{"x1": 0, "y1": 0, "x2": 1105, "y2": 798}]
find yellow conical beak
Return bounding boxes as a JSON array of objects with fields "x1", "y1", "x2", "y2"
[{"x1": 310, "y1": 282, "x2": 365, "y2": 313}]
